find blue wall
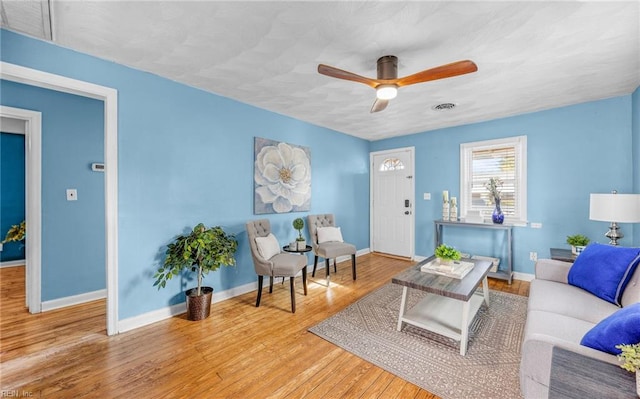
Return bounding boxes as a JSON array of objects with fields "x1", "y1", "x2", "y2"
[
  {"x1": 633, "y1": 87, "x2": 640, "y2": 245},
  {"x1": 0, "y1": 29, "x2": 370, "y2": 319},
  {"x1": 0, "y1": 80, "x2": 106, "y2": 300},
  {"x1": 371, "y1": 96, "x2": 636, "y2": 274},
  {"x1": 0, "y1": 132, "x2": 25, "y2": 261}
]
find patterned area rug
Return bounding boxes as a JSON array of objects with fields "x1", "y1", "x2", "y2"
[{"x1": 309, "y1": 284, "x2": 526, "y2": 399}]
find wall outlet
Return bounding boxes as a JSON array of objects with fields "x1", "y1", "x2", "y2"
[
  {"x1": 423, "y1": 193, "x2": 431, "y2": 200},
  {"x1": 531, "y1": 222, "x2": 542, "y2": 229},
  {"x1": 529, "y1": 251, "x2": 538, "y2": 261}
]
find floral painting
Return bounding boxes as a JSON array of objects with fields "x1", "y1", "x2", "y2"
[{"x1": 254, "y1": 137, "x2": 311, "y2": 214}]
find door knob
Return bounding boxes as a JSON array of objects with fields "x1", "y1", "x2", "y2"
[{"x1": 404, "y1": 211, "x2": 410, "y2": 215}]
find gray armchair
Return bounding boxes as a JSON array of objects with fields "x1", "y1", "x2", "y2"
[
  {"x1": 246, "y1": 219, "x2": 307, "y2": 313},
  {"x1": 307, "y1": 214, "x2": 357, "y2": 281}
]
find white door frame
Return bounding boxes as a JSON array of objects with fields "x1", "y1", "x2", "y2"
[
  {"x1": 0, "y1": 107, "x2": 41, "y2": 311},
  {"x1": 1, "y1": 62, "x2": 119, "y2": 336},
  {"x1": 369, "y1": 147, "x2": 415, "y2": 259}
]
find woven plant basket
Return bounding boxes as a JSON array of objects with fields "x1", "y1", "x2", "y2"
[{"x1": 185, "y1": 287, "x2": 213, "y2": 321}]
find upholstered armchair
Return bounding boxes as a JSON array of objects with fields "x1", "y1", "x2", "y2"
[
  {"x1": 246, "y1": 219, "x2": 307, "y2": 313},
  {"x1": 307, "y1": 214, "x2": 357, "y2": 281}
]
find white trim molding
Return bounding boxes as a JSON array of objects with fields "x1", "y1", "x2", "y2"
[
  {"x1": 0, "y1": 259, "x2": 26, "y2": 268},
  {"x1": 0, "y1": 106, "x2": 42, "y2": 313},
  {"x1": 42, "y1": 289, "x2": 107, "y2": 312},
  {"x1": 1, "y1": 62, "x2": 119, "y2": 336}
]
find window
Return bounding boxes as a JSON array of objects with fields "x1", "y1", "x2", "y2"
[
  {"x1": 460, "y1": 136, "x2": 527, "y2": 224},
  {"x1": 379, "y1": 157, "x2": 405, "y2": 171}
]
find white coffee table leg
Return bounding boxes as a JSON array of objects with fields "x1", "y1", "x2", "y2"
[
  {"x1": 460, "y1": 299, "x2": 471, "y2": 355},
  {"x1": 482, "y1": 276, "x2": 490, "y2": 306},
  {"x1": 397, "y1": 286, "x2": 408, "y2": 331}
]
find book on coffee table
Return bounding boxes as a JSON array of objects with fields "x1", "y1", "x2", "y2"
[{"x1": 420, "y1": 259, "x2": 475, "y2": 279}]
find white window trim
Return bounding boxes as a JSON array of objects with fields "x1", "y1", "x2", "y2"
[{"x1": 460, "y1": 136, "x2": 527, "y2": 225}]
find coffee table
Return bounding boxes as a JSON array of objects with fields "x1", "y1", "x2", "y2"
[{"x1": 391, "y1": 256, "x2": 492, "y2": 355}]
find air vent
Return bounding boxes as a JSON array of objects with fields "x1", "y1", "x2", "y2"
[{"x1": 431, "y1": 103, "x2": 457, "y2": 111}]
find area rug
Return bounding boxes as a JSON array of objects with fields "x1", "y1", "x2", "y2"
[{"x1": 309, "y1": 283, "x2": 527, "y2": 399}]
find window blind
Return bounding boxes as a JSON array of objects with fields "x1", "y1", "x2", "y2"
[{"x1": 470, "y1": 146, "x2": 517, "y2": 219}]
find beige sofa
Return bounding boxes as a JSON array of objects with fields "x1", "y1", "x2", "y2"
[{"x1": 520, "y1": 258, "x2": 640, "y2": 398}]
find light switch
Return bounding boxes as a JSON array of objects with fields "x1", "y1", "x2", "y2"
[{"x1": 66, "y1": 189, "x2": 78, "y2": 201}]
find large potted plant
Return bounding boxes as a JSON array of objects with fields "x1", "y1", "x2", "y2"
[{"x1": 153, "y1": 223, "x2": 238, "y2": 321}]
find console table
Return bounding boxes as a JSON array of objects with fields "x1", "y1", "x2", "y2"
[{"x1": 434, "y1": 220, "x2": 513, "y2": 284}]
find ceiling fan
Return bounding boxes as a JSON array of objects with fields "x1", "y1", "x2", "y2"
[{"x1": 317, "y1": 56, "x2": 478, "y2": 113}]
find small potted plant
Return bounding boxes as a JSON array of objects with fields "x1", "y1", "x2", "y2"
[
  {"x1": 2, "y1": 220, "x2": 26, "y2": 248},
  {"x1": 615, "y1": 343, "x2": 640, "y2": 396},
  {"x1": 153, "y1": 223, "x2": 238, "y2": 321},
  {"x1": 293, "y1": 217, "x2": 306, "y2": 250},
  {"x1": 435, "y1": 244, "x2": 461, "y2": 266},
  {"x1": 566, "y1": 234, "x2": 590, "y2": 255}
]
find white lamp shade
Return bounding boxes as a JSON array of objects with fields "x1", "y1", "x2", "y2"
[{"x1": 589, "y1": 193, "x2": 640, "y2": 223}]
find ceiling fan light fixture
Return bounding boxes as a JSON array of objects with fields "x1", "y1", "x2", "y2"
[{"x1": 376, "y1": 84, "x2": 398, "y2": 100}]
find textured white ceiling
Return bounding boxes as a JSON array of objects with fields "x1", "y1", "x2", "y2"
[{"x1": 2, "y1": 1, "x2": 639, "y2": 141}]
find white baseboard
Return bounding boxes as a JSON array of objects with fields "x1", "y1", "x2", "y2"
[
  {"x1": 0, "y1": 259, "x2": 26, "y2": 268},
  {"x1": 513, "y1": 271, "x2": 535, "y2": 282},
  {"x1": 41, "y1": 289, "x2": 107, "y2": 312},
  {"x1": 117, "y1": 280, "x2": 260, "y2": 333},
  {"x1": 118, "y1": 249, "x2": 373, "y2": 334}
]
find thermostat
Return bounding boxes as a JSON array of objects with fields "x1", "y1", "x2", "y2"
[{"x1": 91, "y1": 163, "x2": 105, "y2": 172}]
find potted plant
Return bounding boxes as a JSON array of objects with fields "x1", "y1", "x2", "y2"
[
  {"x1": 153, "y1": 223, "x2": 238, "y2": 321},
  {"x1": 2, "y1": 220, "x2": 26, "y2": 248},
  {"x1": 293, "y1": 217, "x2": 306, "y2": 250},
  {"x1": 435, "y1": 244, "x2": 461, "y2": 265},
  {"x1": 566, "y1": 234, "x2": 590, "y2": 255},
  {"x1": 615, "y1": 343, "x2": 640, "y2": 396}
]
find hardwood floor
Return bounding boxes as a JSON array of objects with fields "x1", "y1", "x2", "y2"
[{"x1": 0, "y1": 255, "x2": 529, "y2": 398}]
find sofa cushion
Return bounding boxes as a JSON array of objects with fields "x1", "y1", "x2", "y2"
[
  {"x1": 529, "y1": 279, "x2": 619, "y2": 324},
  {"x1": 524, "y1": 310, "x2": 596, "y2": 345},
  {"x1": 568, "y1": 243, "x2": 640, "y2": 306},
  {"x1": 580, "y1": 302, "x2": 640, "y2": 355}
]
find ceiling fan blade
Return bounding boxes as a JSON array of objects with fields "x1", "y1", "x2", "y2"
[
  {"x1": 396, "y1": 60, "x2": 478, "y2": 87},
  {"x1": 370, "y1": 98, "x2": 389, "y2": 113},
  {"x1": 318, "y1": 64, "x2": 379, "y2": 88}
]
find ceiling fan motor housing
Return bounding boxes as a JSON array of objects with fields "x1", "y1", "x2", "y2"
[{"x1": 377, "y1": 55, "x2": 398, "y2": 80}]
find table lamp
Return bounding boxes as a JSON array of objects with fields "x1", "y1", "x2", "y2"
[{"x1": 589, "y1": 191, "x2": 640, "y2": 245}]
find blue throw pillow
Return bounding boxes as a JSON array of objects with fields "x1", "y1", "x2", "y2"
[
  {"x1": 568, "y1": 243, "x2": 640, "y2": 306},
  {"x1": 581, "y1": 303, "x2": 640, "y2": 354}
]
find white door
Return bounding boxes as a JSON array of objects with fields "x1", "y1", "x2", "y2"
[{"x1": 370, "y1": 147, "x2": 415, "y2": 258}]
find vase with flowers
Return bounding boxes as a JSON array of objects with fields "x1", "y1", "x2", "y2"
[{"x1": 485, "y1": 177, "x2": 504, "y2": 224}]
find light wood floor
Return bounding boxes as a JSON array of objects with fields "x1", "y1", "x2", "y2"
[{"x1": 0, "y1": 255, "x2": 529, "y2": 398}]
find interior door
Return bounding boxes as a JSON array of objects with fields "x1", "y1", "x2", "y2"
[{"x1": 371, "y1": 148, "x2": 414, "y2": 258}]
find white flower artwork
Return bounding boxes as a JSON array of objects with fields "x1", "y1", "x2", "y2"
[{"x1": 254, "y1": 137, "x2": 311, "y2": 214}]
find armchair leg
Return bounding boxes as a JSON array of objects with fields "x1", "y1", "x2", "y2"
[
  {"x1": 269, "y1": 276, "x2": 274, "y2": 293},
  {"x1": 302, "y1": 266, "x2": 308, "y2": 295},
  {"x1": 352, "y1": 254, "x2": 357, "y2": 280},
  {"x1": 333, "y1": 259, "x2": 337, "y2": 273},
  {"x1": 312, "y1": 255, "x2": 318, "y2": 277},
  {"x1": 290, "y1": 277, "x2": 296, "y2": 313},
  {"x1": 256, "y1": 276, "x2": 263, "y2": 307},
  {"x1": 325, "y1": 258, "x2": 331, "y2": 278}
]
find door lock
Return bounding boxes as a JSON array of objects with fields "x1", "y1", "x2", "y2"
[{"x1": 404, "y1": 211, "x2": 411, "y2": 215}]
